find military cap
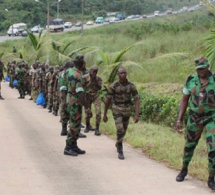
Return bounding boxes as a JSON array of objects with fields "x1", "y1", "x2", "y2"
[{"x1": 195, "y1": 57, "x2": 209, "y2": 69}]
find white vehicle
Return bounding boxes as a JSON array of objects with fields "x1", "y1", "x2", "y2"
[
  {"x1": 31, "y1": 25, "x2": 43, "y2": 33},
  {"x1": 7, "y1": 23, "x2": 27, "y2": 36},
  {"x1": 64, "y1": 22, "x2": 72, "y2": 28},
  {"x1": 154, "y1": 11, "x2": 160, "y2": 17},
  {"x1": 48, "y1": 18, "x2": 64, "y2": 32}
]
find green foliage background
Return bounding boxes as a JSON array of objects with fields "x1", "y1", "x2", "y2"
[{"x1": 0, "y1": 0, "x2": 202, "y2": 33}]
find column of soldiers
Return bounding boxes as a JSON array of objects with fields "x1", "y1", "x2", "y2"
[{"x1": 5, "y1": 56, "x2": 140, "y2": 160}]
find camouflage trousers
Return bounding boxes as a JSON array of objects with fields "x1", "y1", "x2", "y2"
[
  {"x1": 18, "y1": 80, "x2": 25, "y2": 96},
  {"x1": 85, "y1": 94, "x2": 101, "y2": 125},
  {"x1": 9, "y1": 75, "x2": 15, "y2": 88},
  {"x1": 31, "y1": 87, "x2": 39, "y2": 103},
  {"x1": 47, "y1": 87, "x2": 53, "y2": 108},
  {"x1": 66, "y1": 103, "x2": 82, "y2": 144},
  {"x1": 53, "y1": 89, "x2": 60, "y2": 110},
  {"x1": 59, "y1": 97, "x2": 69, "y2": 125},
  {"x1": 183, "y1": 114, "x2": 215, "y2": 171},
  {"x1": 112, "y1": 105, "x2": 131, "y2": 143}
]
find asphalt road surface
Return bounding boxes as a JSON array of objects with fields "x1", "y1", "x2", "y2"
[{"x1": 0, "y1": 81, "x2": 211, "y2": 195}]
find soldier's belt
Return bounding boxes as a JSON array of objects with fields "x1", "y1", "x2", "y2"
[
  {"x1": 189, "y1": 110, "x2": 212, "y2": 117},
  {"x1": 112, "y1": 104, "x2": 131, "y2": 112}
]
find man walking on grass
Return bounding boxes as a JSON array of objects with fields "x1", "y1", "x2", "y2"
[{"x1": 103, "y1": 67, "x2": 140, "y2": 160}]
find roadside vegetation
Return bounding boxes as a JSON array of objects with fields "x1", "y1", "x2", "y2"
[
  {"x1": 1, "y1": 3, "x2": 215, "y2": 182},
  {"x1": 0, "y1": 0, "x2": 202, "y2": 33}
]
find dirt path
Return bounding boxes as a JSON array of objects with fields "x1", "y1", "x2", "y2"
[{"x1": 0, "y1": 81, "x2": 210, "y2": 195}]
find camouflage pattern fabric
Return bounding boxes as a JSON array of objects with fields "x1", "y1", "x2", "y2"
[
  {"x1": 16, "y1": 66, "x2": 27, "y2": 97},
  {"x1": 182, "y1": 71, "x2": 215, "y2": 171},
  {"x1": 83, "y1": 73, "x2": 102, "y2": 124},
  {"x1": 45, "y1": 71, "x2": 54, "y2": 108},
  {"x1": 64, "y1": 67, "x2": 84, "y2": 144},
  {"x1": 107, "y1": 80, "x2": 138, "y2": 143}
]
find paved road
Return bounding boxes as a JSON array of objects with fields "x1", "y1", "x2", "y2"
[{"x1": 0, "y1": 81, "x2": 211, "y2": 195}]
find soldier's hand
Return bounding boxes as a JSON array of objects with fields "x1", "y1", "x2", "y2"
[
  {"x1": 176, "y1": 120, "x2": 184, "y2": 135},
  {"x1": 103, "y1": 115, "x2": 108, "y2": 123}
]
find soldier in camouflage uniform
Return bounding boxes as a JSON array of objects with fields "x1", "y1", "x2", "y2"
[
  {"x1": 23, "y1": 63, "x2": 31, "y2": 97},
  {"x1": 31, "y1": 62, "x2": 40, "y2": 102},
  {"x1": 0, "y1": 59, "x2": 4, "y2": 100},
  {"x1": 46, "y1": 66, "x2": 54, "y2": 113},
  {"x1": 9, "y1": 60, "x2": 16, "y2": 88},
  {"x1": 58, "y1": 63, "x2": 71, "y2": 136},
  {"x1": 62, "y1": 56, "x2": 92, "y2": 156},
  {"x1": 39, "y1": 63, "x2": 47, "y2": 108},
  {"x1": 52, "y1": 65, "x2": 60, "y2": 116},
  {"x1": 83, "y1": 65, "x2": 102, "y2": 136},
  {"x1": 15, "y1": 62, "x2": 27, "y2": 99},
  {"x1": 176, "y1": 57, "x2": 215, "y2": 190},
  {"x1": 103, "y1": 67, "x2": 140, "y2": 160}
]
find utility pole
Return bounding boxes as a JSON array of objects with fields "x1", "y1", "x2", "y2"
[{"x1": 81, "y1": 0, "x2": 84, "y2": 33}]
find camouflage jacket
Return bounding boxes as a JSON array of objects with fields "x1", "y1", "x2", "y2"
[
  {"x1": 82, "y1": 73, "x2": 102, "y2": 97},
  {"x1": 107, "y1": 79, "x2": 138, "y2": 107},
  {"x1": 183, "y1": 71, "x2": 215, "y2": 115}
]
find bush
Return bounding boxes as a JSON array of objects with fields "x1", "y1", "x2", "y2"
[{"x1": 138, "y1": 92, "x2": 188, "y2": 127}]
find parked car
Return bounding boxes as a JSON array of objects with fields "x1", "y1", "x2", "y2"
[
  {"x1": 142, "y1": 15, "x2": 147, "y2": 18},
  {"x1": 108, "y1": 17, "x2": 116, "y2": 23},
  {"x1": 75, "y1": 22, "x2": 82, "y2": 27},
  {"x1": 31, "y1": 25, "x2": 43, "y2": 33},
  {"x1": 64, "y1": 22, "x2": 72, "y2": 28},
  {"x1": 86, "y1": 21, "x2": 94, "y2": 25},
  {"x1": 21, "y1": 30, "x2": 28, "y2": 37},
  {"x1": 95, "y1": 17, "x2": 104, "y2": 24}
]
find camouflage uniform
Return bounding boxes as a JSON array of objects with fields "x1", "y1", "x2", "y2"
[
  {"x1": 15, "y1": 63, "x2": 27, "y2": 98},
  {"x1": 38, "y1": 67, "x2": 47, "y2": 106},
  {"x1": 45, "y1": 68, "x2": 54, "y2": 112},
  {"x1": 83, "y1": 73, "x2": 102, "y2": 134},
  {"x1": 64, "y1": 67, "x2": 84, "y2": 144},
  {"x1": 107, "y1": 80, "x2": 139, "y2": 143},
  {"x1": 59, "y1": 68, "x2": 70, "y2": 127},
  {"x1": 181, "y1": 71, "x2": 215, "y2": 171},
  {"x1": 52, "y1": 67, "x2": 60, "y2": 116},
  {"x1": 31, "y1": 66, "x2": 40, "y2": 103},
  {"x1": 23, "y1": 64, "x2": 31, "y2": 96},
  {"x1": 9, "y1": 63, "x2": 16, "y2": 88}
]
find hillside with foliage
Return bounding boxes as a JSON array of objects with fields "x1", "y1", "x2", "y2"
[{"x1": 0, "y1": 0, "x2": 201, "y2": 32}]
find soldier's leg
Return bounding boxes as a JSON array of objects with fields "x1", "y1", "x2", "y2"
[
  {"x1": 205, "y1": 119, "x2": 215, "y2": 190},
  {"x1": 176, "y1": 116, "x2": 203, "y2": 182},
  {"x1": 84, "y1": 100, "x2": 94, "y2": 133},
  {"x1": 93, "y1": 97, "x2": 101, "y2": 136},
  {"x1": 112, "y1": 109, "x2": 128, "y2": 160},
  {"x1": 60, "y1": 103, "x2": 69, "y2": 136},
  {"x1": 0, "y1": 81, "x2": 4, "y2": 100},
  {"x1": 64, "y1": 104, "x2": 85, "y2": 156}
]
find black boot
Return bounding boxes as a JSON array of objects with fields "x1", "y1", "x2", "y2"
[
  {"x1": 208, "y1": 170, "x2": 215, "y2": 190},
  {"x1": 61, "y1": 123, "x2": 67, "y2": 136},
  {"x1": 78, "y1": 131, "x2": 87, "y2": 138},
  {"x1": 48, "y1": 106, "x2": 52, "y2": 113},
  {"x1": 53, "y1": 109, "x2": 58, "y2": 116},
  {"x1": 117, "y1": 142, "x2": 124, "y2": 160},
  {"x1": 84, "y1": 125, "x2": 90, "y2": 133},
  {"x1": 94, "y1": 123, "x2": 101, "y2": 136},
  {"x1": 176, "y1": 168, "x2": 188, "y2": 182},
  {"x1": 64, "y1": 141, "x2": 78, "y2": 156},
  {"x1": 89, "y1": 124, "x2": 95, "y2": 131},
  {"x1": 0, "y1": 94, "x2": 4, "y2": 100},
  {"x1": 72, "y1": 141, "x2": 86, "y2": 154}
]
